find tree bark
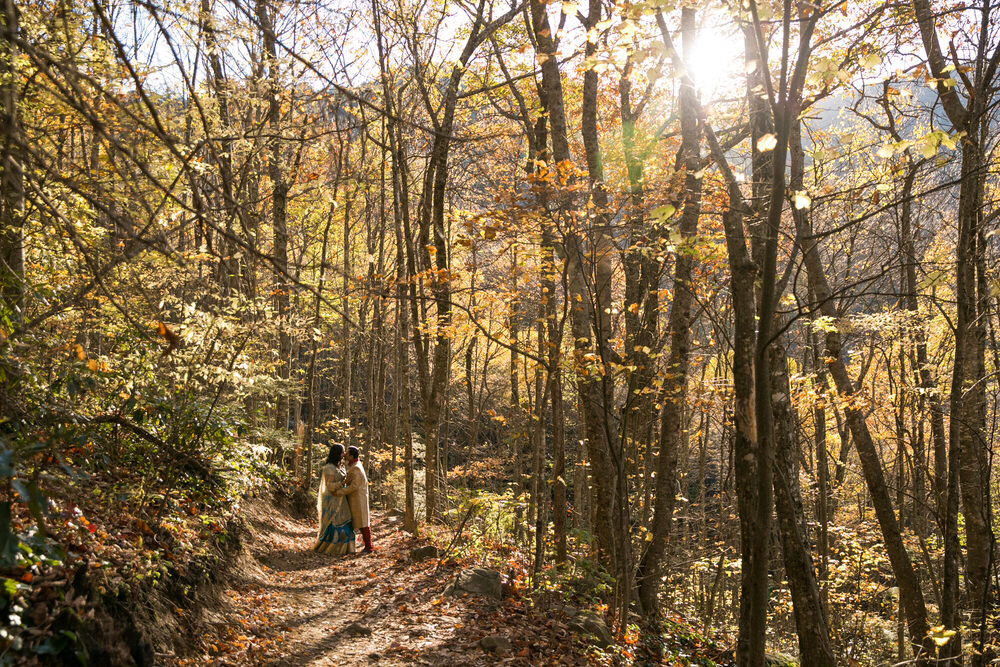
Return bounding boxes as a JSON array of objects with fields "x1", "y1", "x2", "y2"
[
  {"x1": 793, "y1": 160, "x2": 934, "y2": 663},
  {"x1": 529, "y1": 0, "x2": 618, "y2": 570},
  {"x1": 635, "y1": 5, "x2": 700, "y2": 620},
  {"x1": 255, "y1": 0, "x2": 292, "y2": 437},
  {"x1": 763, "y1": 122, "x2": 836, "y2": 666},
  {"x1": 770, "y1": 340, "x2": 836, "y2": 665},
  {"x1": 911, "y1": 4, "x2": 996, "y2": 656},
  {"x1": 0, "y1": 0, "x2": 23, "y2": 327}
]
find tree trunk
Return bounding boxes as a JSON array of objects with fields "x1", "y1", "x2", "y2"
[
  {"x1": 529, "y1": 0, "x2": 618, "y2": 570},
  {"x1": 256, "y1": 0, "x2": 291, "y2": 437},
  {"x1": 793, "y1": 158, "x2": 934, "y2": 663},
  {"x1": 911, "y1": 3, "x2": 995, "y2": 655},
  {"x1": 700, "y1": 115, "x2": 761, "y2": 665},
  {"x1": 770, "y1": 341, "x2": 836, "y2": 665},
  {"x1": 773, "y1": 122, "x2": 837, "y2": 665},
  {"x1": 635, "y1": 5, "x2": 700, "y2": 620},
  {"x1": 0, "y1": 0, "x2": 23, "y2": 327},
  {"x1": 577, "y1": 2, "x2": 629, "y2": 614}
]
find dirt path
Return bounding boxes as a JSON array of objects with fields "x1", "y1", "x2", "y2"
[{"x1": 168, "y1": 499, "x2": 590, "y2": 666}]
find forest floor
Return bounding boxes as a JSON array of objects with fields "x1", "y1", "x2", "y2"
[{"x1": 165, "y1": 499, "x2": 601, "y2": 666}]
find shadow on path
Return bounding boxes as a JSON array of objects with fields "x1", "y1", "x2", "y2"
[{"x1": 258, "y1": 548, "x2": 334, "y2": 573}]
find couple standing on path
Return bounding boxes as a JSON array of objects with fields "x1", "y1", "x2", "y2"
[{"x1": 314, "y1": 444, "x2": 374, "y2": 555}]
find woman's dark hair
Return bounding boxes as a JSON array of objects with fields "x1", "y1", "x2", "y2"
[{"x1": 325, "y1": 443, "x2": 345, "y2": 466}]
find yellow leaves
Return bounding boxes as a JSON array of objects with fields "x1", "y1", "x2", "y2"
[
  {"x1": 940, "y1": 131, "x2": 965, "y2": 150},
  {"x1": 74, "y1": 344, "x2": 86, "y2": 360},
  {"x1": 806, "y1": 57, "x2": 851, "y2": 87},
  {"x1": 926, "y1": 75, "x2": 957, "y2": 90},
  {"x1": 860, "y1": 52, "x2": 882, "y2": 70},
  {"x1": 919, "y1": 130, "x2": 965, "y2": 158},
  {"x1": 582, "y1": 55, "x2": 614, "y2": 74},
  {"x1": 920, "y1": 140, "x2": 938, "y2": 159},
  {"x1": 927, "y1": 625, "x2": 956, "y2": 647},
  {"x1": 875, "y1": 130, "x2": 965, "y2": 160},
  {"x1": 756, "y1": 133, "x2": 778, "y2": 152},
  {"x1": 792, "y1": 191, "x2": 811, "y2": 210}
]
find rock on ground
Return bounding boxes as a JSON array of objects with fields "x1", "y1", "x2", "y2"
[
  {"x1": 568, "y1": 611, "x2": 613, "y2": 647},
  {"x1": 478, "y1": 635, "x2": 512, "y2": 654},
  {"x1": 443, "y1": 567, "x2": 502, "y2": 600},
  {"x1": 409, "y1": 545, "x2": 439, "y2": 561}
]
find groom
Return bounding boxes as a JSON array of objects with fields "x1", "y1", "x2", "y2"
[{"x1": 334, "y1": 446, "x2": 373, "y2": 553}]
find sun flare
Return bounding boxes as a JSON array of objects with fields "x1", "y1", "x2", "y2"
[{"x1": 688, "y1": 24, "x2": 746, "y2": 98}]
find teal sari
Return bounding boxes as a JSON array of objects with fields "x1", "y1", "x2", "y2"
[{"x1": 314, "y1": 464, "x2": 355, "y2": 555}]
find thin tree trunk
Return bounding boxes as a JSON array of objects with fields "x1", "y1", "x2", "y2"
[
  {"x1": 256, "y1": 0, "x2": 291, "y2": 438},
  {"x1": 529, "y1": 0, "x2": 618, "y2": 570},
  {"x1": 342, "y1": 178, "x2": 352, "y2": 445},
  {"x1": 372, "y1": 0, "x2": 415, "y2": 530},
  {"x1": 793, "y1": 157, "x2": 934, "y2": 663},
  {"x1": 912, "y1": 3, "x2": 996, "y2": 657},
  {"x1": 0, "y1": 0, "x2": 23, "y2": 327},
  {"x1": 635, "y1": 5, "x2": 700, "y2": 620},
  {"x1": 772, "y1": 122, "x2": 837, "y2": 665},
  {"x1": 770, "y1": 340, "x2": 836, "y2": 665},
  {"x1": 303, "y1": 201, "x2": 337, "y2": 490},
  {"x1": 577, "y1": 1, "x2": 629, "y2": 616}
]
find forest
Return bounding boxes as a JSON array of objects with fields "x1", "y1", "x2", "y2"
[{"x1": 1, "y1": 0, "x2": 999, "y2": 664}]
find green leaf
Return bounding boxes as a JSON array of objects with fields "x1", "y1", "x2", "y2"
[
  {"x1": 651, "y1": 205, "x2": 676, "y2": 223},
  {"x1": 812, "y1": 316, "x2": 839, "y2": 333}
]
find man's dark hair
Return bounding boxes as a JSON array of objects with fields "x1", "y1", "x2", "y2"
[{"x1": 347, "y1": 445, "x2": 360, "y2": 461}]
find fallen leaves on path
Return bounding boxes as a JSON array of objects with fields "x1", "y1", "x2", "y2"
[{"x1": 165, "y1": 502, "x2": 595, "y2": 666}]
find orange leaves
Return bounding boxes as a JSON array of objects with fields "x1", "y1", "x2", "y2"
[{"x1": 156, "y1": 321, "x2": 180, "y2": 355}]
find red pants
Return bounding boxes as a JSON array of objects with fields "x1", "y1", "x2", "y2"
[{"x1": 361, "y1": 527, "x2": 373, "y2": 552}]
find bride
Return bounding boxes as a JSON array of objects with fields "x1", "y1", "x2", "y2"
[{"x1": 314, "y1": 444, "x2": 356, "y2": 555}]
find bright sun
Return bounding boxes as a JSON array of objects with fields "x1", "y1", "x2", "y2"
[{"x1": 688, "y1": 23, "x2": 746, "y2": 98}]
